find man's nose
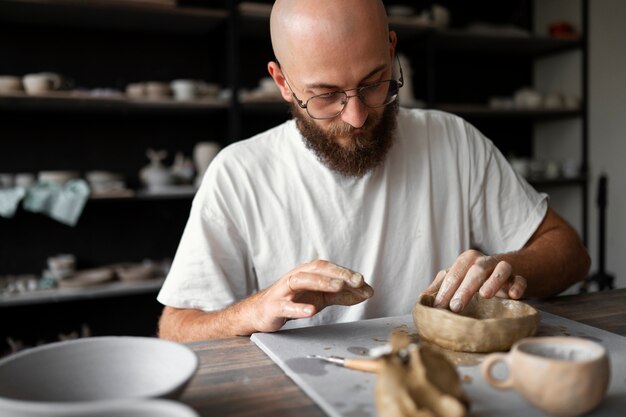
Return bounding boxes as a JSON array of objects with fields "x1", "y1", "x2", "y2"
[{"x1": 340, "y1": 94, "x2": 368, "y2": 129}]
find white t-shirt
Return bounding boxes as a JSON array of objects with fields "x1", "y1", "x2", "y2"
[{"x1": 157, "y1": 108, "x2": 547, "y2": 327}]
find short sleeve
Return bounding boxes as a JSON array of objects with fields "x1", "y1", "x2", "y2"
[
  {"x1": 465, "y1": 121, "x2": 548, "y2": 254},
  {"x1": 157, "y1": 154, "x2": 256, "y2": 312}
]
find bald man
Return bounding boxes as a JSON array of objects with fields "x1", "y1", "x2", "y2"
[{"x1": 157, "y1": 0, "x2": 589, "y2": 341}]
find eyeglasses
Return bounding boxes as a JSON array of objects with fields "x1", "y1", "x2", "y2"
[{"x1": 282, "y1": 56, "x2": 404, "y2": 120}]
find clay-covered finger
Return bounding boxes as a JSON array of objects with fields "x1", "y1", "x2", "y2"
[
  {"x1": 423, "y1": 269, "x2": 447, "y2": 295},
  {"x1": 507, "y1": 275, "x2": 527, "y2": 299},
  {"x1": 302, "y1": 259, "x2": 365, "y2": 288},
  {"x1": 284, "y1": 271, "x2": 346, "y2": 295},
  {"x1": 479, "y1": 261, "x2": 514, "y2": 298},
  {"x1": 325, "y1": 288, "x2": 372, "y2": 306},
  {"x1": 447, "y1": 255, "x2": 498, "y2": 312},
  {"x1": 434, "y1": 261, "x2": 471, "y2": 308}
]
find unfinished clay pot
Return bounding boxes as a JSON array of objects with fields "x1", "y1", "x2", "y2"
[
  {"x1": 481, "y1": 336, "x2": 610, "y2": 417},
  {"x1": 413, "y1": 293, "x2": 538, "y2": 353},
  {"x1": 375, "y1": 339, "x2": 468, "y2": 417}
]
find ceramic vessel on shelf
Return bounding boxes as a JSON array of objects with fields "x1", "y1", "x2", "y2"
[
  {"x1": 481, "y1": 336, "x2": 610, "y2": 417},
  {"x1": 22, "y1": 72, "x2": 63, "y2": 95},
  {"x1": 140, "y1": 149, "x2": 174, "y2": 192},
  {"x1": 0, "y1": 75, "x2": 23, "y2": 94},
  {"x1": 193, "y1": 142, "x2": 221, "y2": 188},
  {"x1": 412, "y1": 292, "x2": 538, "y2": 352}
]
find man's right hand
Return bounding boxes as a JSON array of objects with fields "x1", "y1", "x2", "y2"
[{"x1": 245, "y1": 260, "x2": 374, "y2": 333}]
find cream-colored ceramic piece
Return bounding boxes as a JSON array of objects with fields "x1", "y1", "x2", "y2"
[
  {"x1": 115, "y1": 263, "x2": 158, "y2": 281},
  {"x1": 375, "y1": 336, "x2": 468, "y2": 417},
  {"x1": 481, "y1": 336, "x2": 610, "y2": 417},
  {"x1": 413, "y1": 293, "x2": 538, "y2": 352},
  {"x1": 56, "y1": 267, "x2": 115, "y2": 288}
]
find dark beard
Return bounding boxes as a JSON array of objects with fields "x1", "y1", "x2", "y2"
[{"x1": 291, "y1": 101, "x2": 398, "y2": 178}]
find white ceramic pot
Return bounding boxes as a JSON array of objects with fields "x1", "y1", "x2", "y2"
[{"x1": 193, "y1": 142, "x2": 221, "y2": 187}]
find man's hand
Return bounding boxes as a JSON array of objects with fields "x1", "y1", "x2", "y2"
[
  {"x1": 421, "y1": 249, "x2": 527, "y2": 313},
  {"x1": 246, "y1": 260, "x2": 374, "y2": 333}
]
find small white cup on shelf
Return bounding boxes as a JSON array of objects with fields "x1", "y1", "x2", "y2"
[
  {"x1": 171, "y1": 79, "x2": 199, "y2": 101},
  {"x1": 22, "y1": 72, "x2": 62, "y2": 95}
]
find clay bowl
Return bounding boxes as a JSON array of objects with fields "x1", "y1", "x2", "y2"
[
  {"x1": 0, "y1": 337, "x2": 198, "y2": 416},
  {"x1": 413, "y1": 293, "x2": 539, "y2": 352}
]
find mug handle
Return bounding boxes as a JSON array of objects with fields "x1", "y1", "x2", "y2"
[{"x1": 481, "y1": 353, "x2": 514, "y2": 389}]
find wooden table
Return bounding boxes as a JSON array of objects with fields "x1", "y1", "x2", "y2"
[{"x1": 180, "y1": 288, "x2": 626, "y2": 417}]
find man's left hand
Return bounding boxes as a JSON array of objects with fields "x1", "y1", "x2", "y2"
[{"x1": 421, "y1": 249, "x2": 527, "y2": 313}]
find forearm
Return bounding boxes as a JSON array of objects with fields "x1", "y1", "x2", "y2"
[
  {"x1": 496, "y1": 210, "x2": 590, "y2": 298},
  {"x1": 158, "y1": 300, "x2": 257, "y2": 342}
]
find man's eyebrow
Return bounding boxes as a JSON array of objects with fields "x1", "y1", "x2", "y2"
[{"x1": 304, "y1": 63, "x2": 387, "y2": 91}]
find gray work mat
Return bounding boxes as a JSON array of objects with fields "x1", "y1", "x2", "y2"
[{"x1": 251, "y1": 311, "x2": 626, "y2": 417}]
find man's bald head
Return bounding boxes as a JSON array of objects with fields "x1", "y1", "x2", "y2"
[{"x1": 270, "y1": 0, "x2": 390, "y2": 74}]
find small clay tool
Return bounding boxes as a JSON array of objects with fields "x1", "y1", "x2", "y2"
[{"x1": 306, "y1": 355, "x2": 382, "y2": 373}]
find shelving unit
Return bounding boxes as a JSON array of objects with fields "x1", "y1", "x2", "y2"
[
  {"x1": 0, "y1": 0, "x2": 230, "y2": 352},
  {"x1": 0, "y1": 0, "x2": 589, "y2": 351},
  {"x1": 0, "y1": 278, "x2": 165, "y2": 308}
]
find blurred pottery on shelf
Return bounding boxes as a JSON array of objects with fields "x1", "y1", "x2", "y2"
[
  {"x1": 38, "y1": 171, "x2": 80, "y2": 184},
  {"x1": 22, "y1": 72, "x2": 63, "y2": 95},
  {"x1": 85, "y1": 171, "x2": 127, "y2": 195},
  {"x1": 140, "y1": 149, "x2": 174, "y2": 191},
  {"x1": 193, "y1": 142, "x2": 220, "y2": 188},
  {"x1": 14, "y1": 173, "x2": 36, "y2": 188},
  {"x1": 47, "y1": 254, "x2": 76, "y2": 280},
  {"x1": 0, "y1": 173, "x2": 14, "y2": 189},
  {"x1": 0, "y1": 75, "x2": 23, "y2": 94},
  {"x1": 114, "y1": 262, "x2": 158, "y2": 282},
  {"x1": 56, "y1": 267, "x2": 115, "y2": 288},
  {"x1": 514, "y1": 87, "x2": 543, "y2": 109},
  {"x1": 170, "y1": 79, "x2": 199, "y2": 101},
  {"x1": 562, "y1": 158, "x2": 580, "y2": 179},
  {"x1": 125, "y1": 82, "x2": 146, "y2": 98},
  {"x1": 144, "y1": 82, "x2": 171, "y2": 99}
]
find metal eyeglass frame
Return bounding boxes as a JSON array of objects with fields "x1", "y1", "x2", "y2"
[{"x1": 282, "y1": 55, "x2": 404, "y2": 120}]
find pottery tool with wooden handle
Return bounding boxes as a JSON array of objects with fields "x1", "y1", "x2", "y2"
[{"x1": 306, "y1": 354, "x2": 382, "y2": 373}]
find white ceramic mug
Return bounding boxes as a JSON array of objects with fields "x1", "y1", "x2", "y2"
[
  {"x1": 23, "y1": 72, "x2": 62, "y2": 95},
  {"x1": 171, "y1": 79, "x2": 199, "y2": 101},
  {"x1": 481, "y1": 337, "x2": 610, "y2": 417},
  {"x1": 193, "y1": 142, "x2": 221, "y2": 187}
]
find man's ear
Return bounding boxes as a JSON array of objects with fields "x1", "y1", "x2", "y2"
[
  {"x1": 388, "y1": 30, "x2": 398, "y2": 58},
  {"x1": 267, "y1": 61, "x2": 293, "y2": 102}
]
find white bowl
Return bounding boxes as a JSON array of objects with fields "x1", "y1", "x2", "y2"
[
  {"x1": 0, "y1": 336, "x2": 198, "y2": 414},
  {"x1": 0, "y1": 398, "x2": 199, "y2": 417}
]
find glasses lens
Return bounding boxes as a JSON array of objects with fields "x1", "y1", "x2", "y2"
[
  {"x1": 306, "y1": 92, "x2": 347, "y2": 119},
  {"x1": 360, "y1": 80, "x2": 399, "y2": 108}
]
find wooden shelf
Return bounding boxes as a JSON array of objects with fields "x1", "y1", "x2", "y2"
[
  {"x1": 0, "y1": 93, "x2": 228, "y2": 114},
  {"x1": 90, "y1": 188, "x2": 196, "y2": 201},
  {"x1": 433, "y1": 30, "x2": 582, "y2": 57},
  {"x1": 432, "y1": 103, "x2": 582, "y2": 121},
  {"x1": 238, "y1": 11, "x2": 581, "y2": 58},
  {"x1": 0, "y1": 0, "x2": 228, "y2": 34},
  {"x1": 0, "y1": 277, "x2": 165, "y2": 307},
  {"x1": 529, "y1": 176, "x2": 587, "y2": 187}
]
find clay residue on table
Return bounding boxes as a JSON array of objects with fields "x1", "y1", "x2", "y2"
[
  {"x1": 419, "y1": 340, "x2": 484, "y2": 367},
  {"x1": 347, "y1": 346, "x2": 370, "y2": 356}
]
